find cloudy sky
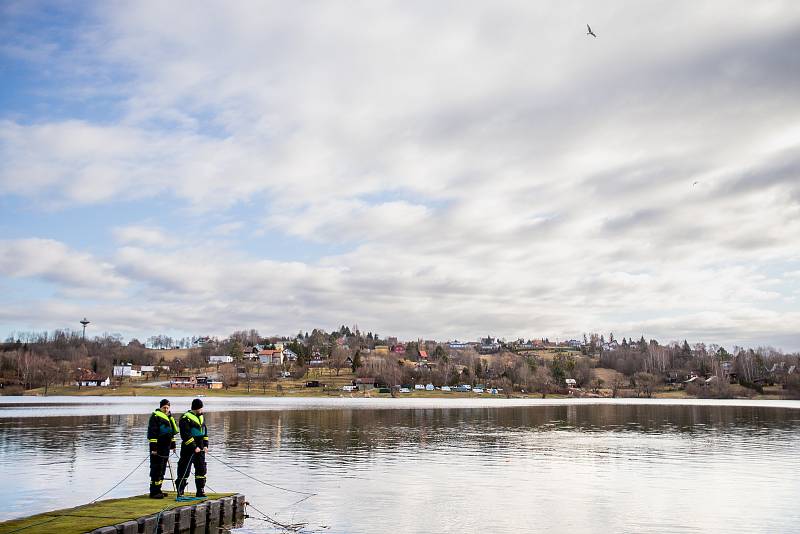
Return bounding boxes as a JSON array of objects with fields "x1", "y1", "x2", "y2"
[{"x1": 1, "y1": 1, "x2": 799, "y2": 349}]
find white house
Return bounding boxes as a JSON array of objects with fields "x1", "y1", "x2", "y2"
[
  {"x1": 565, "y1": 378, "x2": 577, "y2": 388},
  {"x1": 75, "y1": 370, "x2": 110, "y2": 387},
  {"x1": 209, "y1": 355, "x2": 233, "y2": 364},
  {"x1": 258, "y1": 349, "x2": 283, "y2": 365},
  {"x1": 282, "y1": 348, "x2": 298, "y2": 362},
  {"x1": 112, "y1": 364, "x2": 141, "y2": 378}
]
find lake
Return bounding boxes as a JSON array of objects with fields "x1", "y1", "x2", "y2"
[{"x1": 1, "y1": 397, "x2": 799, "y2": 533}]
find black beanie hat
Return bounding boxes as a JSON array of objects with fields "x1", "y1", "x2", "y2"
[
  {"x1": 191, "y1": 398, "x2": 203, "y2": 410},
  {"x1": 159, "y1": 398, "x2": 170, "y2": 407}
]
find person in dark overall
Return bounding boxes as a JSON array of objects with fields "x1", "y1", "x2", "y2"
[
  {"x1": 176, "y1": 398, "x2": 209, "y2": 497},
  {"x1": 147, "y1": 398, "x2": 178, "y2": 499}
]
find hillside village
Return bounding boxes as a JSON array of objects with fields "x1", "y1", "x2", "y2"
[{"x1": 1, "y1": 326, "x2": 798, "y2": 399}]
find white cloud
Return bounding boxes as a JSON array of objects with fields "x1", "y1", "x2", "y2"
[
  {"x1": 1, "y1": 2, "x2": 800, "y2": 348},
  {"x1": 0, "y1": 238, "x2": 128, "y2": 297},
  {"x1": 112, "y1": 225, "x2": 174, "y2": 247}
]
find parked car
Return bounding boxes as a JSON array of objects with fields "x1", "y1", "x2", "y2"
[
  {"x1": 342, "y1": 385, "x2": 356, "y2": 392},
  {"x1": 425, "y1": 384, "x2": 435, "y2": 391},
  {"x1": 399, "y1": 387, "x2": 411, "y2": 393},
  {"x1": 305, "y1": 380, "x2": 322, "y2": 387},
  {"x1": 414, "y1": 384, "x2": 425, "y2": 390},
  {"x1": 473, "y1": 388, "x2": 484, "y2": 394},
  {"x1": 441, "y1": 386, "x2": 451, "y2": 392}
]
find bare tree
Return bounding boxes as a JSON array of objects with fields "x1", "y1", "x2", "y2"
[
  {"x1": 219, "y1": 363, "x2": 238, "y2": 389},
  {"x1": 531, "y1": 367, "x2": 553, "y2": 398},
  {"x1": 590, "y1": 377, "x2": 605, "y2": 394},
  {"x1": 633, "y1": 372, "x2": 660, "y2": 398},
  {"x1": 38, "y1": 357, "x2": 59, "y2": 395},
  {"x1": 329, "y1": 346, "x2": 350, "y2": 377},
  {"x1": 187, "y1": 349, "x2": 207, "y2": 370},
  {"x1": 611, "y1": 376, "x2": 625, "y2": 398}
]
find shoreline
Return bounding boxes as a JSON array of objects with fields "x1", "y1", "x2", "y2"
[
  {"x1": 1, "y1": 394, "x2": 798, "y2": 418},
  {"x1": 11, "y1": 382, "x2": 796, "y2": 400}
]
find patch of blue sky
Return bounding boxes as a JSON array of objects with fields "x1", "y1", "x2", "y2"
[
  {"x1": 1, "y1": 191, "x2": 352, "y2": 264},
  {"x1": 0, "y1": 276, "x2": 58, "y2": 303},
  {"x1": 0, "y1": 2, "x2": 132, "y2": 125},
  {"x1": 238, "y1": 228, "x2": 350, "y2": 264},
  {"x1": 0, "y1": 194, "x2": 172, "y2": 255},
  {"x1": 357, "y1": 189, "x2": 451, "y2": 211}
]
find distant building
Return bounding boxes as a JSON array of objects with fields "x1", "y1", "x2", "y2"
[
  {"x1": 373, "y1": 345, "x2": 390, "y2": 355},
  {"x1": 113, "y1": 364, "x2": 141, "y2": 378},
  {"x1": 209, "y1": 355, "x2": 233, "y2": 364},
  {"x1": 282, "y1": 348, "x2": 298, "y2": 362},
  {"x1": 258, "y1": 349, "x2": 283, "y2": 365},
  {"x1": 309, "y1": 356, "x2": 327, "y2": 367},
  {"x1": 75, "y1": 369, "x2": 110, "y2": 387},
  {"x1": 565, "y1": 378, "x2": 577, "y2": 388},
  {"x1": 478, "y1": 336, "x2": 501, "y2": 354},
  {"x1": 170, "y1": 376, "x2": 198, "y2": 388},
  {"x1": 354, "y1": 377, "x2": 377, "y2": 391}
]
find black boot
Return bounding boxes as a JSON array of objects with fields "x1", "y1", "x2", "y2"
[
  {"x1": 195, "y1": 479, "x2": 206, "y2": 498},
  {"x1": 150, "y1": 482, "x2": 165, "y2": 499},
  {"x1": 177, "y1": 479, "x2": 187, "y2": 497}
]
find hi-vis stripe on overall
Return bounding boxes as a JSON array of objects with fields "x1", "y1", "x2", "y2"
[
  {"x1": 177, "y1": 410, "x2": 208, "y2": 496},
  {"x1": 146, "y1": 409, "x2": 178, "y2": 497}
]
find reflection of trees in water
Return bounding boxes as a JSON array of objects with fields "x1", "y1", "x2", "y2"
[
  {"x1": 1, "y1": 406, "x2": 798, "y2": 460},
  {"x1": 206, "y1": 406, "x2": 800, "y2": 458},
  {"x1": 0, "y1": 413, "x2": 149, "y2": 483},
  {"x1": 0, "y1": 413, "x2": 147, "y2": 454}
]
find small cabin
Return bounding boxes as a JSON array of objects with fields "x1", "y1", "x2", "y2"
[{"x1": 170, "y1": 376, "x2": 197, "y2": 388}]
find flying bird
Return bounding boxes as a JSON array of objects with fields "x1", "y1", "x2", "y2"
[
  {"x1": 587, "y1": 24, "x2": 597, "y2": 38},
  {"x1": 693, "y1": 181, "x2": 699, "y2": 186}
]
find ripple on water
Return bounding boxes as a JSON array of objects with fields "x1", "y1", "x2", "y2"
[{"x1": 0, "y1": 402, "x2": 799, "y2": 533}]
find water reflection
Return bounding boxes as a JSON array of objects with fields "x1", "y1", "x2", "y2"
[{"x1": 0, "y1": 402, "x2": 798, "y2": 533}]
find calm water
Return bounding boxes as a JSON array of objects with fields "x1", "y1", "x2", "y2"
[{"x1": 1, "y1": 397, "x2": 799, "y2": 533}]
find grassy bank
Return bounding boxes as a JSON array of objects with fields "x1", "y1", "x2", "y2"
[
  {"x1": 19, "y1": 385, "x2": 788, "y2": 400},
  {"x1": 17, "y1": 366, "x2": 789, "y2": 400},
  {"x1": 0, "y1": 493, "x2": 232, "y2": 534}
]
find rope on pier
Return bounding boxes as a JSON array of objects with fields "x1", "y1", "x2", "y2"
[
  {"x1": 90, "y1": 454, "x2": 150, "y2": 503},
  {"x1": 4, "y1": 515, "x2": 61, "y2": 534},
  {"x1": 206, "y1": 451, "x2": 317, "y2": 497}
]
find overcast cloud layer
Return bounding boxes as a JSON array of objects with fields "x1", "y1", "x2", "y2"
[{"x1": 1, "y1": 1, "x2": 799, "y2": 349}]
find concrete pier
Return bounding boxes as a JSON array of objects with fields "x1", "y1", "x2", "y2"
[{"x1": 87, "y1": 494, "x2": 245, "y2": 534}]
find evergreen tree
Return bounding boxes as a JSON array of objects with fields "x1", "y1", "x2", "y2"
[{"x1": 351, "y1": 350, "x2": 362, "y2": 372}]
